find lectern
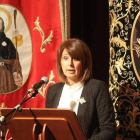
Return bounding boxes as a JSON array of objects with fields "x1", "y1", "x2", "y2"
[{"x1": 1, "y1": 108, "x2": 87, "y2": 140}]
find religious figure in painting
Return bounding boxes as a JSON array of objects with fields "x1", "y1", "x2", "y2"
[{"x1": 0, "y1": 17, "x2": 22, "y2": 93}]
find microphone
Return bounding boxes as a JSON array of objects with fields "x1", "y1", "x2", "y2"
[
  {"x1": 28, "y1": 77, "x2": 49, "y2": 94},
  {"x1": 33, "y1": 77, "x2": 49, "y2": 90}
]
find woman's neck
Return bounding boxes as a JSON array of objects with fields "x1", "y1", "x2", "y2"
[{"x1": 66, "y1": 79, "x2": 80, "y2": 86}]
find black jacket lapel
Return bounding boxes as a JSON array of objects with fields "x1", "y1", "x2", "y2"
[
  {"x1": 52, "y1": 83, "x2": 64, "y2": 108},
  {"x1": 77, "y1": 80, "x2": 89, "y2": 134}
]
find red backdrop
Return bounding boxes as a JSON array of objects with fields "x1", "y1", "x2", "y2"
[{"x1": 0, "y1": 0, "x2": 62, "y2": 108}]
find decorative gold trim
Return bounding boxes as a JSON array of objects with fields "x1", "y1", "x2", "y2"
[
  {"x1": 0, "y1": 6, "x2": 12, "y2": 33},
  {"x1": 59, "y1": 0, "x2": 65, "y2": 41},
  {"x1": 130, "y1": 11, "x2": 140, "y2": 82},
  {"x1": 59, "y1": 0, "x2": 68, "y2": 41},
  {"x1": 33, "y1": 17, "x2": 53, "y2": 53},
  {"x1": 64, "y1": 0, "x2": 68, "y2": 40}
]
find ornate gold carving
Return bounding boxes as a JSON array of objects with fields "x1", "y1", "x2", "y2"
[
  {"x1": 0, "y1": 6, "x2": 12, "y2": 33},
  {"x1": 115, "y1": 84, "x2": 140, "y2": 136},
  {"x1": 109, "y1": 0, "x2": 137, "y2": 88},
  {"x1": 110, "y1": 10, "x2": 123, "y2": 37},
  {"x1": 115, "y1": 57, "x2": 126, "y2": 75},
  {"x1": 33, "y1": 17, "x2": 53, "y2": 53},
  {"x1": 111, "y1": 36, "x2": 127, "y2": 50},
  {"x1": 38, "y1": 70, "x2": 55, "y2": 97}
]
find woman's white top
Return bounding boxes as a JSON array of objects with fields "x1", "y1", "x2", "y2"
[{"x1": 57, "y1": 82, "x2": 84, "y2": 114}]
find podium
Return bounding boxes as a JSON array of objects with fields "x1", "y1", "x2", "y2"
[{"x1": 1, "y1": 108, "x2": 87, "y2": 140}]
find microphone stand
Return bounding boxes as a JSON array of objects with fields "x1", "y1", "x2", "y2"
[{"x1": 0, "y1": 89, "x2": 38, "y2": 140}]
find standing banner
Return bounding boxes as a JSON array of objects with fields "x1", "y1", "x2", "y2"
[
  {"x1": 109, "y1": 1, "x2": 140, "y2": 139},
  {"x1": 0, "y1": 0, "x2": 69, "y2": 110}
]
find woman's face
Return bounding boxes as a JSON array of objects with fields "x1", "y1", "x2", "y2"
[{"x1": 61, "y1": 49, "x2": 82, "y2": 84}]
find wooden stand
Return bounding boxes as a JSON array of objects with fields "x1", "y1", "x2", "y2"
[{"x1": 1, "y1": 108, "x2": 87, "y2": 140}]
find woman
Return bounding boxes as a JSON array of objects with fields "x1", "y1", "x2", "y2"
[{"x1": 46, "y1": 38, "x2": 116, "y2": 140}]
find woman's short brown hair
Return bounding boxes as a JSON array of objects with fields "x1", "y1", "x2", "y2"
[{"x1": 57, "y1": 38, "x2": 92, "y2": 82}]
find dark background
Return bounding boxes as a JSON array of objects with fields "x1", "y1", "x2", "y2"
[{"x1": 70, "y1": 1, "x2": 109, "y2": 84}]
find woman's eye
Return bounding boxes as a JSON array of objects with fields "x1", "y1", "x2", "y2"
[{"x1": 63, "y1": 56, "x2": 68, "y2": 60}]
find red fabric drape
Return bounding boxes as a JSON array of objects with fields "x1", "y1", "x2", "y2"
[{"x1": 0, "y1": 0, "x2": 62, "y2": 108}]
